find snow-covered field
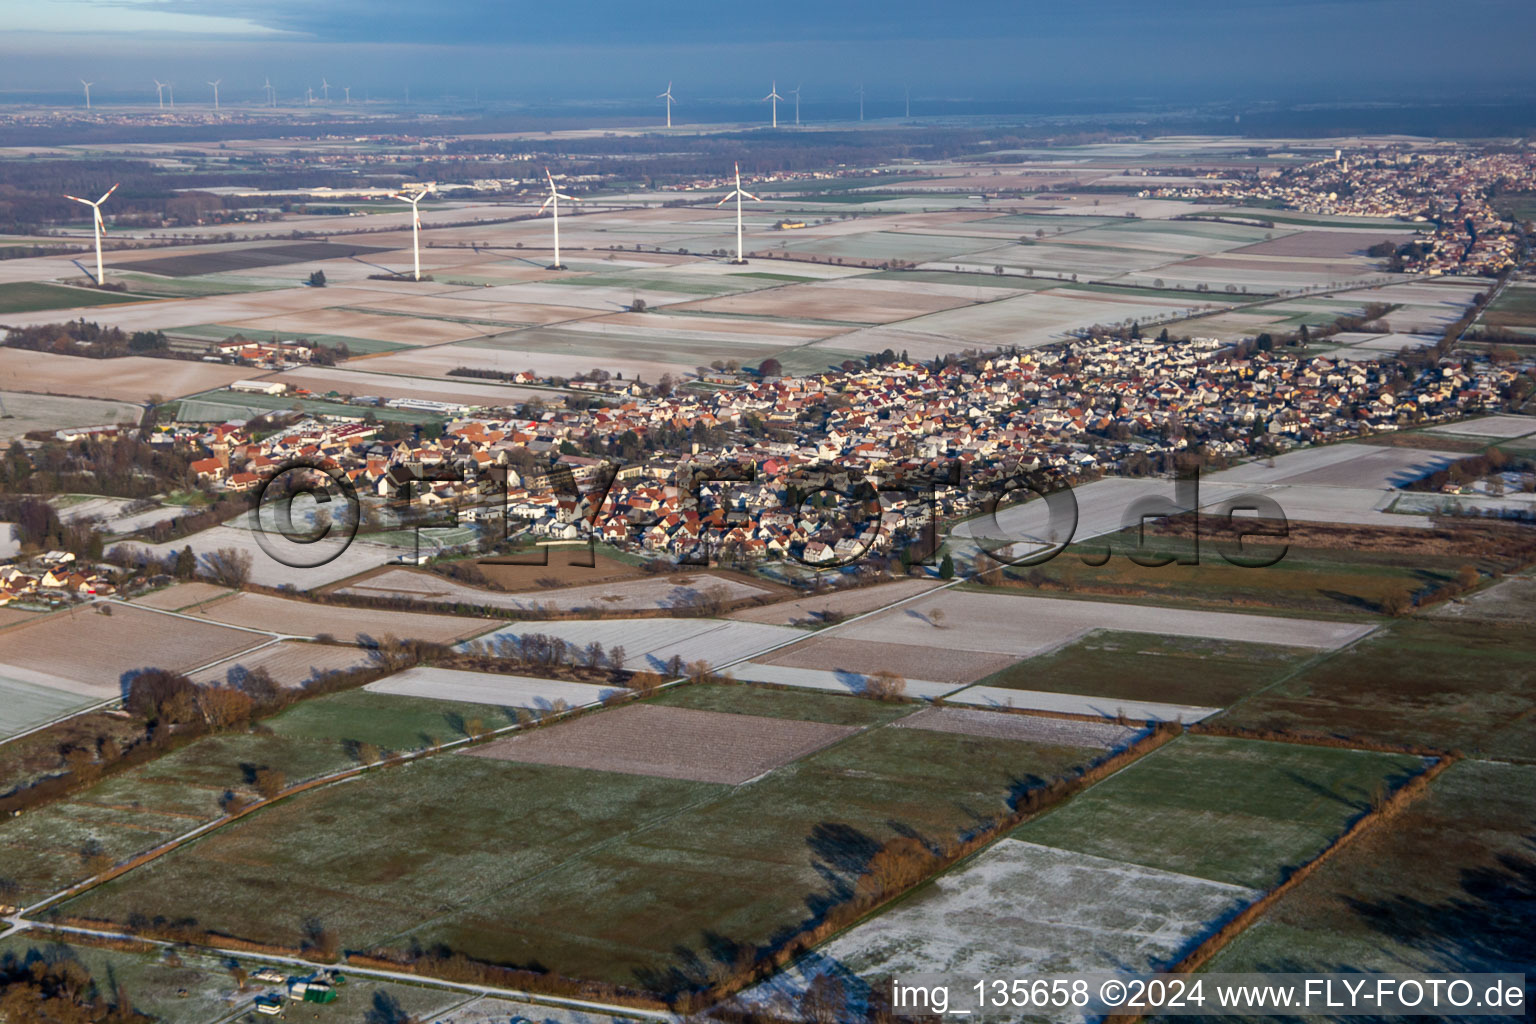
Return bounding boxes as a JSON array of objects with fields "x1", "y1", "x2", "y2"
[
  {"x1": 892, "y1": 706, "x2": 1144, "y2": 748},
  {"x1": 1423, "y1": 414, "x2": 1536, "y2": 439},
  {"x1": 731, "y1": 662, "x2": 958, "y2": 700},
  {"x1": 462, "y1": 617, "x2": 803, "y2": 673},
  {"x1": 836, "y1": 590, "x2": 1373, "y2": 659},
  {"x1": 743, "y1": 839, "x2": 1257, "y2": 1019},
  {"x1": 945, "y1": 684, "x2": 1221, "y2": 724},
  {"x1": 365, "y1": 666, "x2": 621, "y2": 709},
  {"x1": 340, "y1": 567, "x2": 772, "y2": 614}
]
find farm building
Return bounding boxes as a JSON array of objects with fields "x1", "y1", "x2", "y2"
[{"x1": 229, "y1": 380, "x2": 287, "y2": 395}]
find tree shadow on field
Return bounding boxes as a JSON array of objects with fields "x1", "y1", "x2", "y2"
[
  {"x1": 1341, "y1": 838, "x2": 1536, "y2": 971},
  {"x1": 807, "y1": 822, "x2": 882, "y2": 878},
  {"x1": 632, "y1": 930, "x2": 757, "y2": 1001},
  {"x1": 1005, "y1": 774, "x2": 1050, "y2": 811},
  {"x1": 365, "y1": 991, "x2": 413, "y2": 1024},
  {"x1": 1318, "y1": 588, "x2": 1377, "y2": 613},
  {"x1": 1280, "y1": 768, "x2": 1371, "y2": 813}
]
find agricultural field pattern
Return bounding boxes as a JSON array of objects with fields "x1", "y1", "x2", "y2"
[{"x1": 0, "y1": 67, "x2": 1532, "y2": 1024}]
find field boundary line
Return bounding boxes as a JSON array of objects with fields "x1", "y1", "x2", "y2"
[
  {"x1": 749, "y1": 722, "x2": 1186, "y2": 1002},
  {"x1": 1104, "y1": 752, "x2": 1460, "y2": 1024},
  {"x1": 1212, "y1": 622, "x2": 1381, "y2": 722}
]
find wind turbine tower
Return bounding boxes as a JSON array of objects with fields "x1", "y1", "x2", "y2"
[
  {"x1": 80, "y1": 80, "x2": 94, "y2": 110},
  {"x1": 208, "y1": 80, "x2": 221, "y2": 111},
  {"x1": 166, "y1": 82, "x2": 174, "y2": 108},
  {"x1": 321, "y1": 78, "x2": 330, "y2": 102},
  {"x1": 658, "y1": 81, "x2": 675, "y2": 128},
  {"x1": 344, "y1": 85, "x2": 351, "y2": 104},
  {"x1": 153, "y1": 80, "x2": 165, "y2": 109},
  {"x1": 791, "y1": 84, "x2": 801, "y2": 126},
  {"x1": 263, "y1": 78, "x2": 275, "y2": 107},
  {"x1": 763, "y1": 81, "x2": 783, "y2": 128},
  {"x1": 305, "y1": 86, "x2": 313, "y2": 106},
  {"x1": 716, "y1": 162, "x2": 761, "y2": 265},
  {"x1": 905, "y1": 86, "x2": 910, "y2": 118},
  {"x1": 392, "y1": 183, "x2": 434, "y2": 281},
  {"x1": 64, "y1": 183, "x2": 119, "y2": 286},
  {"x1": 857, "y1": 83, "x2": 864, "y2": 121},
  {"x1": 537, "y1": 168, "x2": 579, "y2": 270}
]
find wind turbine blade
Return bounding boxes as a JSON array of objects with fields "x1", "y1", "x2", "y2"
[
  {"x1": 97, "y1": 183, "x2": 119, "y2": 204},
  {"x1": 64, "y1": 194, "x2": 90, "y2": 205},
  {"x1": 715, "y1": 194, "x2": 735, "y2": 208},
  {"x1": 538, "y1": 196, "x2": 553, "y2": 213},
  {"x1": 743, "y1": 191, "x2": 762, "y2": 202}
]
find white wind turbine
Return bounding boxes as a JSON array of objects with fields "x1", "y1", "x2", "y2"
[
  {"x1": 321, "y1": 78, "x2": 330, "y2": 102},
  {"x1": 166, "y1": 81, "x2": 175, "y2": 108},
  {"x1": 857, "y1": 82, "x2": 864, "y2": 121},
  {"x1": 343, "y1": 85, "x2": 351, "y2": 105},
  {"x1": 64, "y1": 183, "x2": 119, "y2": 286},
  {"x1": 537, "y1": 168, "x2": 579, "y2": 270},
  {"x1": 790, "y1": 83, "x2": 801, "y2": 126},
  {"x1": 153, "y1": 79, "x2": 166, "y2": 110},
  {"x1": 716, "y1": 161, "x2": 760, "y2": 265},
  {"x1": 263, "y1": 77, "x2": 275, "y2": 107},
  {"x1": 208, "y1": 79, "x2": 221, "y2": 111},
  {"x1": 658, "y1": 81, "x2": 675, "y2": 128},
  {"x1": 763, "y1": 80, "x2": 783, "y2": 128},
  {"x1": 393, "y1": 183, "x2": 434, "y2": 281},
  {"x1": 80, "y1": 80, "x2": 94, "y2": 110},
  {"x1": 305, "y1": 86, "x2": 313, "y2": 106}
]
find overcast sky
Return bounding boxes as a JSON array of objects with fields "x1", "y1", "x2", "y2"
[{"x1": 5, "y1": 0, "x2": 1535, "y2": 107}]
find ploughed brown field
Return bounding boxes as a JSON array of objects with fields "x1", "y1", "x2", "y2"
[
  {"x1": 186, "y1": 592, "x2": 495, "y2": 643},
  {"x1": 0, "y1": 348, "x2": 251, "y2": 401},
  {"x1": 122, "y1": 241, "x2": 392, "y2": 278},
  {"x1": 0, "y1": 604, "x2": 262, "y2": 697},
  {"x1": 465, "y1": 703, "x2": 859, "y2": 784},
  {"x1": 1233, "y1": 230, "x2": 1418, "y2": 258},
  {"x1": 190, "y1": 640, "x2": 373, "y2": 689},
  {"x1": 760, "y1": 635, "x2": 1014, "y2": 686}
]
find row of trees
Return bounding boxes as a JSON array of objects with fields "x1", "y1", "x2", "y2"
[{"x1": 4, "y1": 320, "x2": 169, "y2": 358}]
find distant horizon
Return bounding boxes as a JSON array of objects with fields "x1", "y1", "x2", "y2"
[{"x1": 5, "y1": 0, "x2": 1536, "y2": 112}]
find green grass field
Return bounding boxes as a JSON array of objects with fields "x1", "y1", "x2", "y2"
[
  {"x1": 1481, "y1": 283, "x2": 1536, "y2": 330},
  {"x1": 1018, "y1": 734, "x2": 1425, "y2": 889},
  {"x1": 970, "y1": 528, "x2": 1464, "y2": 618},
  {"x1": 170, "y1": 322, "x2": 409, "y2": 355},
  {"x1": 174, "y1": 389, "x2": 441, "y2": 424},
  {"x1": 1213, "y1": 619, "x2": 1536, "y2": 761},
  {"x1": 973, "y1": 631, "x2": 1314, "y2": 708},
  {"x1": 0, "y1": 281, "x2": 151, "y2": 313},
  {"x1": 868, "y1": 268, "x2": 1041, "y2": 290},
  {"x1": 648, "y1": 679, "x2": 916, "y2": 726},
  {"x1": 62, "y1": 686, "x2": 1104, "y2": 994},
  {"x1": 727, "y1": 271, "x2": 822, "y2": 283},
  {"x1": 0, "y1": 688, "x2": 524, "y2": 903},
  {"x1": 1493, "y1": 194, "x2": 1536, "y2": 223},
  {"x1": 1205, "y1": 759, "x2": 1536, "y2": 976}
]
